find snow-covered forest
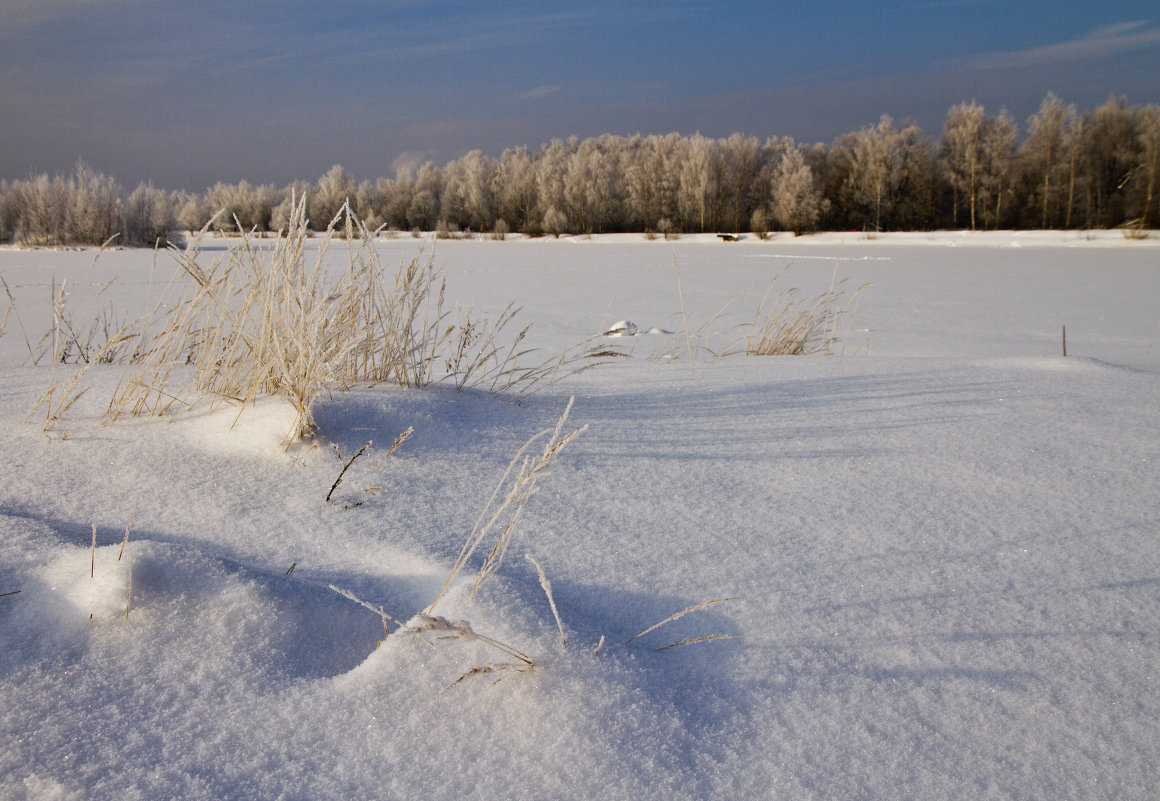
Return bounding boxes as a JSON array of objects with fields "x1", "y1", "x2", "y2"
[{"x1": 3, "y1": 93, "x2": 1160, "y2": 247}]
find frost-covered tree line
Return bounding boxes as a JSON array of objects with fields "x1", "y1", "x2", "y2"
[
  {"x1": 0, "y1": 162, "x2": 183, "y2": 248},
  {"x1": 4, "y1": 94, "x2": 1160, "y2": 246}
]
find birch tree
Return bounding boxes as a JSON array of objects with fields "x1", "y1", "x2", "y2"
[
  {"x1": 723, "y1": 134, "x2": 760, "y2": 233},
  {"x1": 942, "y1": 102, "x2": 986, "y2": 229},
  {"x1": 980, "y1": 109, "x2": 1018, "y2": 228},
  {"x1": 493, "y1": 147, "x2": 538, "y2": 233},
  {"x1": 1136, "y1": 105, "x2": 1160, "y2": 227},
  {"x1": 408, "y1": 162, "x2": 442, "y2": 231},
  {"x1": 770, "y1": 144, "x2": 824, "y2": 235},
  {"x1": 678, "y1": 134, "x2": 723, "y2": 232},
  {"x1": 314, "y1": 164, "x2": 357, "y2": 229},
  {"x1": 1022, "y1": 93, "x2": 1078, "y2": 228},
  {"x1": 1076, "y1": 97, "x2": 1139, "y2": 228}
]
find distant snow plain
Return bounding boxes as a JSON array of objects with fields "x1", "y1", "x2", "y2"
[{"x1": 1, "y1": 230, "x2": 1158, "y2": 800}]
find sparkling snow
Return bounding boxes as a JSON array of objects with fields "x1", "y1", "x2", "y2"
[{"x1": 1, "y1": 230, "x2": 1158, "y2": 800}]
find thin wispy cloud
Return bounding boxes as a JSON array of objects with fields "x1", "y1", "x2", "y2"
[
  {"x1": 3, "y1": 0, "x2": 1158, "y2": 190},
  {"x1": 521, "y1": 85, "x2": 561, "y2": 100},
  {"x1": 0, "y1": 0, "x2": 140, "y2": 33},
  {"x1": 965, "y1": 20, "x2": 1160, "y2": 70}
]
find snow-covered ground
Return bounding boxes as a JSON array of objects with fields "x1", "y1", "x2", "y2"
[{"x1": 1, "y1": 230, "x2": 1158, "y2": 800}]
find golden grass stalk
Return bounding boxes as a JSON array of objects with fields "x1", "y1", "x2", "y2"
[
  {"x1": 426, "y1": 397, "x2": 586, "y2": 614},
  {"x1": 408, "y1": 614, "x2": 535, "y2": 666},
  {"x1": 0, "y1": 274, "x2": 15, "y2": 341},
  {"x1": 328, "y1": 584, "x2": 406, "y2": 635},
  {"x1": 0, "y1": 273, "x2": 34, "y2": 359},
  {"x1": 526, "y1": 554, "x2": 566, "y2": 647},
  {"x1": 326, "y1": 427, "x2": 411, "y2": 503},
  {"x1": 673, "y1": 254, "x2": 694, "y2": 373},
  {"x1": 624, "y1": 597, "x2": 736, "y2": 645},
  {"x1": 647, "y1": 281, "x2": 744, "y2": 361},
  {"x1": 653, "y1": 634, "x2": 740, "y2": 652},
  {"x1": 118, "y1": 501, "x2": 134, "y2": 561},
  {"x1": 443, "y1": 663, "x2": 527, "y2": 693},
  {"x1": 124, "y1": 555, "x2": 132, "y2": 621}
]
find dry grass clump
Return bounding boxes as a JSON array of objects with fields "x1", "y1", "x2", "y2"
[
  {"x1": 746, "y1": 286, "x2": 834, "y2": 356},
  {"x1": 91, "y1": 197, "x2": 606, "y2": 443},
  {"x1": 641, "y1": 257, "x2": 868, "y2": 364},
  {"x1": 105, "y1": 196, "x2": 431, "y2": 441},
  {"x1": 746, "y1": 267, "x2": 869, "y2": 356},
  {"x1": 32, "y1": 270, "x2": 141, "y2": 435}
]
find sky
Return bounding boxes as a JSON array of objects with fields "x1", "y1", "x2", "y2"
[{"x1": 2, "y1": 0, "x2": 1159, "y2": 192}]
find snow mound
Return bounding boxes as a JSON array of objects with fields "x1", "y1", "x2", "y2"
[
  {"x1": 601, "y1": 320, "x2": 639, "y2": 337},
  {"x1": 40, "y1": 544, "x2": 132, "y2": 623},
  {"x1": 180, "y1": 396, "x2": 302, "y2": 457},
  {"x1": 600, "y1": 321, "x2": 672, "y2": 337}
]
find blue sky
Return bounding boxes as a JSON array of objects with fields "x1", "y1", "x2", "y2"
[{"x1": 2, "y1": 0, "x2": 1158, "y2": 191}]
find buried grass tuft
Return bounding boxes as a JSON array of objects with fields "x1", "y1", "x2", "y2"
[{"x1": 329, "y1": 398, "x2": 738, "y2": 693}]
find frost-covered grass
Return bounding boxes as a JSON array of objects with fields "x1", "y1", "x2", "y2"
[
  {"x1": 23, "y1": 204, "x2": 611, "y2": 444},
  {"x1": 1, "y1": 230, "x2": 1159, "y2": 800}
]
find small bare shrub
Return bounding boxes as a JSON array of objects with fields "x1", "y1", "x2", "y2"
[
  {"x1": 542, "y1": 206, "x2": 567, "y2": 238},
  {"x1": 1122, "y1": 219, "x2": 1149, "y2": 240},
  {"x1": 750, "y1": 208, "x2": 770, "y2": 240},
  {"x1": 657, "y1": 217, "x2": 679, "y2": 241}
]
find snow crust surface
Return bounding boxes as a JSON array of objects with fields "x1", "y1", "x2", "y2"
[{"x1": 1, "y1": 231, "x2": 1158, "y2": 800}]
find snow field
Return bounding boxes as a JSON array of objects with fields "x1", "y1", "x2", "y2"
[{"x1": 1, "y1": 231, "x2": 1158, "y2": 799}]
